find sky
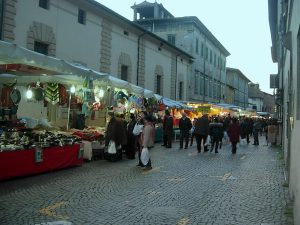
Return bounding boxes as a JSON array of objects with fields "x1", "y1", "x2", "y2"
[{"x1": 96, "y1": 0, "x2": 277, "y2": 94}]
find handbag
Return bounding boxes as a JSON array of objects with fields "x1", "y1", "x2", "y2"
[
  {"x1": 141, "y1": 147, "x2": 150, "y2": 166},
  {"x1": 108, "y1": 140, "x2": 117, "y2": 154}
]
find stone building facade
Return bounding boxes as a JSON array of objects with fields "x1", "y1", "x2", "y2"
[
  {"x1": 0, "y1": 0, "x2": 193, "y2": 100},
  {"x1": 131, "y1": 1, "x2": 230, "y2": 102},
  {"x1": 226, "y1": 67, "x2": 250, "y2": 109},
  {"x1": 269, "y1": 0, "x2": 300, "y2": 222}
]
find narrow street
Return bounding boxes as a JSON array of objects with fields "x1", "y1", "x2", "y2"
[{"x1": 0, "y1": 136, "x2": 292, "y2": 225}]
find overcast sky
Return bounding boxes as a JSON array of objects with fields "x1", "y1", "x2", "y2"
[{"x1": 96, "y1": 0, "x2": 277, "y2": 94}]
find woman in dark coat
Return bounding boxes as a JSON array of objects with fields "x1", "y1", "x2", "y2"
[
  {"x1": 126, "y1": 113, "x2": 137, "y2": 159},
  {"x1": 227, "y1": 117, "x2": 241, "y2": 154},
  {"x1": 105, "y1": 112, "x2": 127, "y2": 161}
]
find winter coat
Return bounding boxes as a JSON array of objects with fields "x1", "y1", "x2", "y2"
[
  {"x1": 194, "y1": 116, "x2": 209, "y2": 136},
  {"x1": 163, "y1": 115, "x2": 174, "y2": 135},
  {"x1": 142, "y1": 123, "x2": 154, "y2": 148},
  {"x1": 105, "y1": 117, "x2": 127, "y2": 146},
  {"x1": 179, "y1": 117, "x2": 192, "y2": 131},
  {"x1": 209, "y1": 122, "x2": 223, "y2": 139},
  {"x1": 228, "y1": 122, "x2": 241, "y2": 143},
  {"x1": 240, "y1": 120, "x2": 249, "y2": 138}
]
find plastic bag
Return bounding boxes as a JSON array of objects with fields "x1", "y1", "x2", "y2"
[
  {"x1": 108, "y1": 141, "x2": 117, "y2": 154},
  {"x1": 205, "y1": 135, "x2": 211, "y2": 145},
  {"x1": 223, "y1": 131, "x2": 229, "y2": 142},
  {"x1": 141, "y1": 147, "x2": 150, "y2": 166},
  {"x1": 240, "y1": 138, "x2": 247, "y2": 146},
  {"x1": 133, "y1": 123, "x2": 143, "y2": 136}
]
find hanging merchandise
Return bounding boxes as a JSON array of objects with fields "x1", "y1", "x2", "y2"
[
  {"x1": 1, "y1": 83, "x2": 16, "y2": 107},
  {"x1": 10, "y1": 88, "x2": 21, "y2": 105},
  {"x1": 82, "y1": 102, "x2": 91, "y2": 117},
  {"x1": 33, "y1": 87, "x2": 44, "y2": 101},
  {"x1": 158, "y1": 99, "x2": 165, "y2": 111},
  {"x1": 136, "y1": 97, "x2": 144, "y2": 108},
  {"x1": 44, "y1": 83, "x2": 59, "y2": 105},
  {"x1": 83, "y1": 77, "x2": 94, "y2": 104},
  {"x1": 59, "y1": 84, "x2": 68, "y2": 105}
]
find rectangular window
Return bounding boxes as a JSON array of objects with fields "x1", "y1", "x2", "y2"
[
  {"x1": 195, "y1": 38, "x2": 199, "y2": 54},
  {"x1": 200, "y1": 76, "x2": 204, "y2": 95},
  {"x1": 39, "y1": 0, "x2": 49, "y2": 9},
  {"x1": 78, "y1": 9, "x2": 86, "y2": 25},
  {"x1": 213, "y1": 82, "x2": 217, "y2": 98},
  {"x1": 205, "y1": 78, "x2": 209, "y2": 96},
  {"x1": 201, "y1": 43, "x2": 204, "y2": 57},
  {"x1": 34, "y1": 41, "x2": 48, "y2": 55},
  {"x1": 214, "y1": 54, "x2": 216, "y2": 66},
  {"x1": 210, "y1": 50, "x2": 212, "y2": 64},
  {"x1": 179, "y1": 82, "x2": 183, "y2": 100},
  {"x1": 194, "y1": 74, "x2": 198, "y2": 95},
  {"x1": 121, "y1": 65, "x2": 128, "y2": 81},
  {"x1": 167, "y1": 34, "x2": 176, "y2": 45},
  {"x1": 156, "y1": 75, "x2": 162, "y2": 95},
  {"x1": 209, "y1": 80, "x2": 213, "y2": 98},
  {"x1": 205, "y1": 47, "x2": 208, "y2": 60}
]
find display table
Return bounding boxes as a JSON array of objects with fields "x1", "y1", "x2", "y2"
[
  {"x1": 0, "y1": 144, "x2": 83, "y2": 181},
  {"x1": 82, "y1": 140, "x2": 105, "y2": 160}
]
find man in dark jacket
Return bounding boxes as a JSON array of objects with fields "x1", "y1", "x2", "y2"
[
  {"x1": 179, "y1": 112, "x2": 192, "y2": 149},
  {"x1": 162, "y1": 110, "x2": 173, "y2": 148},
  {"x1": 194, "y1": 114, "x2": 209, "y2": 153},
  {"x1": 209, "y1": 117, "x2": 223, "y2": 153}
]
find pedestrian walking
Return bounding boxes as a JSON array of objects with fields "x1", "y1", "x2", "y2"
[
  {"x1": 228, "y1": 117, "x2": 241, "y2": 154},
  {"x1": 209, "y1": 117, "x2": 223, "y2": 153},
  {"x1": 179, "y1": 112, "x2": 192, "y2": 149},
  {"x1": 126, "y1": 113, "x2": 136, "y2": 159},
  {"x1": 253, "y1": 119, "x2": 262, "y2": 145},
  {"x1": 190, "y1": 118, "x2": 197, "y2": 146},
  {"x1": 140, "y1": 115, "x2": 155, "y2": 170},
  {"x1": 162, "y1": 110, "x2": 173, "y2": 148},
  {"x1": 194, "y1": 114, "x2": 209, "y2": 153}
]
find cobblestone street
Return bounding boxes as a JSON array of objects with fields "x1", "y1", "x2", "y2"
[{"x1": 0, "y1": 137, "x2": 293, "y2": 225}]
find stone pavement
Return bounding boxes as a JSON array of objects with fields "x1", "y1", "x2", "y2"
[{"x1": 0, "y1": 136, "x2": 293, "y2": 225}]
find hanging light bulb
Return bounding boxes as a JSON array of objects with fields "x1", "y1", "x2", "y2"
[
  {"x1": 70, "y1": 85, "x2": 76, "y2": 93},
  {"x1": 99, "y1": 89, "x2": 104, "y2": 98},
  {"x1": 26, "y1": 89, "x2": 33, "y2": 99}
]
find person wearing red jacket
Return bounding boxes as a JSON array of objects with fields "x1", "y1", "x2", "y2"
[{"x1": 228, "y1": 117, "x2": 241, "y2": 154}]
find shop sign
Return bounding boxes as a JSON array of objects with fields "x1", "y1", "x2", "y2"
[
  {"x1": 35, "y1": 146, "x2": 43, "y2": 163},
  {"x1": 196, "y1": 106, "x2": 211, "y2": 114},
  {"x1": 77, "y1": 143, "x2": 84, "y2": 159}
]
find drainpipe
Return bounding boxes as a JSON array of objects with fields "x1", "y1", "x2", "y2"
[
  {"x1": 203, "y1": 37, "x2": 207, "y2": 103},
  {"x1": 136, "y1": 32, "x2": 147, "y2": 86},
  {"x1": 0, "y1": 0, "x2": 4, "y2": 40},
  {"x1": 175, "y1": 53, "x2": 182, "y2": 101}
]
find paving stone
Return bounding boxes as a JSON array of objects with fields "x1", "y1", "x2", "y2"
[{"x1": 0, "y1": 136, "x2": 293, "y2": 224}]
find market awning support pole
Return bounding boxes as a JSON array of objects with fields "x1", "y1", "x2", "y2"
[{"x1": 67, "y1": 91, "x2": 72, "y2": 130}]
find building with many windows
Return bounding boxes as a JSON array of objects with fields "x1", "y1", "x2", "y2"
[
  {"x1": 269, "y1": 0, "x2": 300, "y2": 222},
  {"x1": 225, "y1": 67, "x2": 250, "y2": 109},
  {"x1": 131, "y1": 1, "x2": 230, "y2": 102},
  {"x1": 0, "y1": 0, "x2": 193, "y2": 100}
]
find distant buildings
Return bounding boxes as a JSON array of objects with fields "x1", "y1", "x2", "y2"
[
  {"x1": 132, "y1": 1, "x2": 230, "y2": 103},
  {"x1": 225, "y1": 68, "x2": 250, "y2": 109}
]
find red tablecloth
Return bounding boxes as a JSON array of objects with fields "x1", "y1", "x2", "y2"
[{"x1": 0, "y1": 144, "x2": 83, "y2": 181}]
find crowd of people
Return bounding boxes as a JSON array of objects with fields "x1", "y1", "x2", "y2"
[
  {"x1": 104, "y1": 109, "x2": 279, "y2": 170},
  {"x1": 161, "y1": 111, "x2": 279, "y2": 155}
]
